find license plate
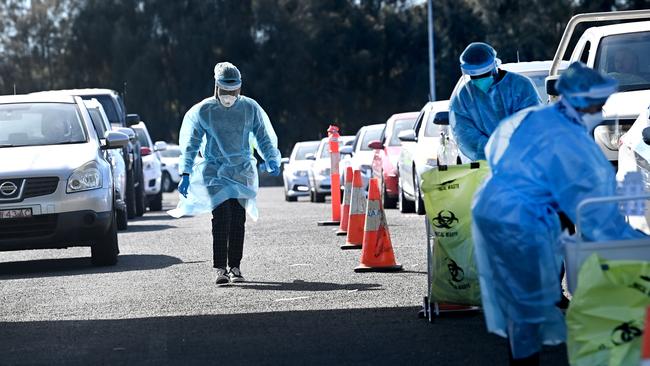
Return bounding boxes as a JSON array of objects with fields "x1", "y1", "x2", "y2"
[{"x1": 0, "y1": 208, "x2": 32, "y2": 220}]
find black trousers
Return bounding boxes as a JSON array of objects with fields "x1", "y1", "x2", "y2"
[{"x1": 211, "y1": 199, "x2": 246, "y2": 269}]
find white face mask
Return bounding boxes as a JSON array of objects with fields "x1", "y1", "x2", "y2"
[
  {"x1": 581, "y1": 112, "x2": 604, "y2": 131},
  {"x1": 219, "y1": 95, "x2": 237, "y2": 108}
]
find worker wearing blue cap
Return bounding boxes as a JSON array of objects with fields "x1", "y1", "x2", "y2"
[
  {"x1": 170, "y1": 62, "x2": 281, "y2": 285},
  {"x1": 471, "y1": 62, "x2": 645, "y2": 365},
  {"x1": 450, "y1": 42, "x2": 541, "y2": 161}
]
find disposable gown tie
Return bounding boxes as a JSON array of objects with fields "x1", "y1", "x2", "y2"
[
  {"x1": 450, "y1": 71, "x2": 541, "y2": 161},
  {"x1": 471, "y1": 99, "x2": 644, "y2": 359},
  {"x1": 168, "y1": 96, "x2": 281, "y2": 220}
]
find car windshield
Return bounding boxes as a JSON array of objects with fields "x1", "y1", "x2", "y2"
[
  {"x1": 0, "y1": 103, "x2": 86, "y2": 148},
  {"x1": 389, "y1": 118, "x2": 416, "y2": 146},
  {"x1": 160, "y1": 147, "x2": 181, "y2": 158},
  {"x1": 81, "y1": 94, "x2": 121, "y2": 125},
  {"x1": 595, "y1": 31, "x2": 650, "y2": 92},
  {"x1": 293, "y1": 142, "x2": 320, "y2": 160},
  {"x1": 360, "y1": 127, "x2": 383, "y2": 151},
  {"x1": 521, "y1": 71, "x2": 549, "y2": 102}
]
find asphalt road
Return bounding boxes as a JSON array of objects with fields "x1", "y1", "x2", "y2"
[{"x1": 0, "y1": 187, "x2": 568, "y2": 365}]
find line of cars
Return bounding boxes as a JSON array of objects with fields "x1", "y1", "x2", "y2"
[{"x1": 0, "y1": 88, "x2": 172, "y2": 266}]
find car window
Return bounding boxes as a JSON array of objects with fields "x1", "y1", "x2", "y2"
[
  {"x1": 293, "y1": 142, "x2": 320, "y2": 160},
  {"x1": 87, "y1": 108, "x2": 108, "y2": 137},
  {"x1": 82, "y1": 95, "x2": 120, "y2": 125},
  {"x1": 0, "y1": 103, "x2": 87, "y2": 148},
  {"x1": 134, "y1": 128, "x2": 150, "y2": 148},
  {"x1": 360, "y1": 126, "x2": 383, "y2": 151},
  {"x1": 595, "y1": 31, "x2": 650, "y2": 92},
  {"x1": 389, "y1": 118, "x2": 416, "y2": 146},
  {"x1": 424, "y1": 111, "x2": 441, "y2": 137},
  {"x1": 160, "y1": 147, "x2": 181, "y2": 158}
]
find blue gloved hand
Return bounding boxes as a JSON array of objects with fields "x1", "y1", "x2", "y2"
[
  {"x1": 179, "y1": 175, "x2": 190, "y2": 198},
  {"x1": 268, "y1": 160, "x2": 281, "y2": 176}
]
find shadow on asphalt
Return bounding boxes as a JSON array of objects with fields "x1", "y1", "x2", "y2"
[
  {"x1": 235, "y1": 280, "x2": 382, "y2": 292},
  {"x1": 130, "y1": 214, "x2": 174, "y2": 222},
  {"x1": 122, "y1": 224, "x2": 177, "y2": 233},
  {"x1": 0, "y1": 254, "x2": 183, "y2": 279},
  {"x1": 0, "y1": 306, "x2": 568, "y2": 365}
]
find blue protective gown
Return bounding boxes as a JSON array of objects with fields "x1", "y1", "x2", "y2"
[
  {"x1": 471, "y1": 99, "x2": 644, "y2": 358},
  {"x1": 450, "y1": 71, "x2": 541, "y2": 161},
  {"x1": 168, "y1": 95, "x2": 281, "y2": 220}
]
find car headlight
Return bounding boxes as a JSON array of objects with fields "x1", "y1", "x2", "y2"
[{"x1": 67, "y1": 161, "x2": 103, "y2": 193}]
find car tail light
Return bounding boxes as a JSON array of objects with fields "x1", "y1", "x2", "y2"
[{"x1": 141, "y1": 146, "x2": 152, "y2": 156}]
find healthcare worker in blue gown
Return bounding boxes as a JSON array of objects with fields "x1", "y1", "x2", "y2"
[
  {"x1": 450, "y1": 42, "x2": 541, "y2": 161},
  {"x1": 169, "y1": 62, "x2": 281, "y2": 285},
  {"x1": 472, "y1": 62, "x2": 645, "y2": 365}
]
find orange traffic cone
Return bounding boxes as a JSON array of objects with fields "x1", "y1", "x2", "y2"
[
  {"x1": 355, "y1": 177, "x2": 402, "y2": 272},
  {"x1": 341, "y1": 169, "x2": 365, "y2": 250},
  {"x1": 642, "y1": 307, "x2": 650, "y2": 366},
  {"x1": 336, "y1": 167, "x2": 354, "y2": 236}
]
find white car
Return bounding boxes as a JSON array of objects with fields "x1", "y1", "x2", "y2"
[
  {"x1": 0, "y1": 94, "x2": 128, "y2": 265},
  {"x1": 131, "y1": 122, "x2": 167, "y2": 211},
  {"x1": 340, "y1": 124, "x2": 385, "y2": 191},
  {"x1": 307, "y1": 136, "x2": 354, "y2": 202},
  {"x1": 84, "y1": 99, "x2": 129, "y2": 230},
  {"x1": 282, "y1": 140, "x2": 320, "y2": 201},
  {"x1": 160, "y1": 143, "x2": 181, "y2": 192}
]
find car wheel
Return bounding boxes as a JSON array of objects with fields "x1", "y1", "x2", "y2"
[
  {"x1": 383, "y1": 180, "x2": 398, "y2": 209},
  {"x1": 285, "y1": 194, "x2": 298, "y2": 202},
  {"x1": 161, "y1": 172, "x2": 174, "y2": 193},
  {"x1": 135, "y1": 167, "x2": 146, "y2": 216},
  {"x1": 414, "y1": 173, "x2": 426, "y2": 215},
  {"x1": 398, "y1": 174, "x2": 415, "y2": 214},
  {"x1": 315, "y1": 191, "x2": 326, "y2": 203},
  {"x1": 116, "y1": 205, "x2": 128, "y2": 231},
  {"x1": 149, "y1": 190, "x2": 163, "y2": 211},
  {"x1": 310, "y1": 190, "x2": 316, "y2": 203},
  {"x1": 91, "y1": 212, "x2": 119, "y2": 266},
  {"x1": 126, "y1": 170, "x2": 137, "y2": 219}
]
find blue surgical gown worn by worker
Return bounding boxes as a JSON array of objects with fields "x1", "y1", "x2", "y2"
[
  {"x1": 450, "y1": 71, "x2": 541, "y2": 161},
  {"x1": 471, "y1": 98, "x2": 644, "y2": 359},
  {"x1": 168, "y1": 95, "x2": 281, "y2": 220}
]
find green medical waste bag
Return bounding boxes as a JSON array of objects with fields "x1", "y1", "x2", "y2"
[
  {"x1": 566, "y1": 253, "x2": 650, "y2": 366},
  {"x1": 420, "y1": 162, "x2": 490, "y2": 306}
]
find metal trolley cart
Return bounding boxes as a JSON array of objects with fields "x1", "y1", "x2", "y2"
[{"x1": 417, "y1": 163, "x2": 485, "y2": 323}]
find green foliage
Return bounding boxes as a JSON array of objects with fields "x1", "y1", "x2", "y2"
[{"x1": 0, "y1": 0, "x2": 647, "y2": 154}]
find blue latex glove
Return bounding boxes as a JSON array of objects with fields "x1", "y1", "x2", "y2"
[
  {"x1": 268, "y1": 160, "x2": 281, "y2": 176},
  {"x1": 179, "y1": 175, "x2": 190, "y2": 198}
]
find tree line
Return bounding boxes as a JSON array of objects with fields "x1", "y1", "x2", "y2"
[{"x1": 0, "y1": 0, "x2": 647, "y2": 153}]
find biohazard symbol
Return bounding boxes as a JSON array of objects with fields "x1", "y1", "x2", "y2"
[
  {"x1": 446, "y1": 258, "x2": 465, "y2": 283},
  {"x1": 431, "y1": 210, "x2": 459, "y2": 229},
  {"x1": 611, "y1": 321, "x2": 642, "y2": 346}
]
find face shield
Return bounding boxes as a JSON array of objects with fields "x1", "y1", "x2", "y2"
[{"x1": 217, "y1": 87, "x2": 241, "y2": 108}]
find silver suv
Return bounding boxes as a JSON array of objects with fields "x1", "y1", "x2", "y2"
[{"x1": 0, "y1": 94, "x2": 128, "y2": 265}]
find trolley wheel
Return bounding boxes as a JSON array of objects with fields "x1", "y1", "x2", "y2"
[
  {"x1": 427, "y1": 302, "x2": 437, "y2": 323},
  {"x1": 418, "y1": 296, "x2": 428, "y2": 319}
]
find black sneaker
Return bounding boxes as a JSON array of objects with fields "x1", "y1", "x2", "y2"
[
  {"x1": 215, "y1": 268, "x2": 229, "y2": 285},
  {"x1": 229, "y1": 267, "x2": 245, "y2": 283}
]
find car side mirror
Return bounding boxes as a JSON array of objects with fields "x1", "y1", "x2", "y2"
[
  {"x1": 102, "y1": 131, "x2": 129, "y2": 150},
  {"x1": 545, "y1": 75, "x2": 559, "y2": 98},
  {"x1": 367, "y1": 140, "x2": 384, "y2": 150},
  {"x1": 281, "y1": 157, "x2": 290, "y2": 164},
  {"x1": 305, "y1": 153, "x2": 316, "y2": 161},
  {"x1": 126, "y1": 114, "x2": 140, "y2": 126},
  {"x1": 114, "y1": 127, "x2": 136, "y2": 142},
  {"x1": 433, "y1": 111, "x2": 449, "y2": 126},
  {"x1": 154, "y1": 141, "x2": 168, "y2": 152},
  {"x1": 340, "y1": 146, "x2": 353, "y2": 155},
  {"x1": 398, "y1": 129, "x2": 417, "y2": 142},
  {"x1": 643, "y1": 127, "x2": 650, "y2": 146}
]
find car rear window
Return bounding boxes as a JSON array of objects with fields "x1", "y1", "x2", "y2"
[
  {"x1": 389, "y1": 118, "x2": 416, "y2": 146},
  {"x1": 160, "y1": 147, "x2": 181, "y2": 158},
  {"x1": 81, "y1": 94, "x2": 121, "y2": 125},
  {"x1": 134, "y1": 128, "x2": 150, "y2": 148},
  {"x1": 0, "y1": 103, "x2": 87, "y2": 148}
]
